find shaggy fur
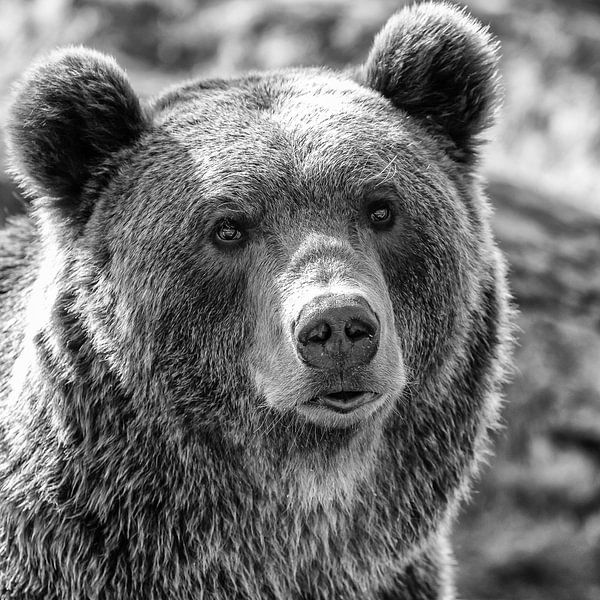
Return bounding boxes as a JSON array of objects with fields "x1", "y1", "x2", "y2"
[{"x1": 0, "y1": 3, "x2": 511, "y2": 599}]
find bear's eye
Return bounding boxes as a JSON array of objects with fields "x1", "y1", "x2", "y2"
[
  {"x1": 215, "y1": 220, "x2": 244, "y2": 244},
  {"x1": 368, "y1": 204, "x2": 394, "y2": 229}
]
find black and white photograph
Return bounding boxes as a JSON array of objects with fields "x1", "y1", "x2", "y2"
[{"x1": 0, "y1": 1, "x2": 599, "y2": 599}]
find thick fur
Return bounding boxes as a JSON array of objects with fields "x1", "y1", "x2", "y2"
[{"x1": 0, "y1": 3, "x2": 511, "y2": 599}]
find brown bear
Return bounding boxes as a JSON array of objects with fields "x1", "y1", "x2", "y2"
[{"x1": 0, "y1": 3, "x2": 512, "y2": 599}]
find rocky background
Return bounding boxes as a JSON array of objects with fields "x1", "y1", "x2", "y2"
[{"x1": 1, "y1": 1, "x2": 599, "y2": 598}]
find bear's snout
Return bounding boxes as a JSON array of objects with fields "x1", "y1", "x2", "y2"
[{"x1": 294, "y1": 294, "x2": 379, "y2": 370}]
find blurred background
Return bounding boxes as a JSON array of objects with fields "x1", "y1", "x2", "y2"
[{"x1": 1, "y1": 0, "x2": 599, "y2": 598}]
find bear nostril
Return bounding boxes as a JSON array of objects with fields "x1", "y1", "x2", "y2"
[
  {"x1": 306, "y1": 321, "x2": 331, "y2": 344},
  {"x1": 344, "y1": 319, "x2": 373, "y2": 342}
]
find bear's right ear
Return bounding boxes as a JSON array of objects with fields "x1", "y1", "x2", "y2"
[
  {"x1": 6, "y1": 47, "x2": 148, "y2": 211},
  {"x1": 358, "y1": 3, "x2": 501, "y2": 165}
]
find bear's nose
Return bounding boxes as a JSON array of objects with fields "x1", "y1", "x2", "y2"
[{"x1": 294, "y1": 295, "x2": 380, "y2": 370}]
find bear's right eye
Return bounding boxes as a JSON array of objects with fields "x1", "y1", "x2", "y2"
[
  {"x1": 215, "y1": 220, "x2": 245, "y2": 244},
  {"x1": 367, "y1": 201, "x2": 395, "y2": 230}
]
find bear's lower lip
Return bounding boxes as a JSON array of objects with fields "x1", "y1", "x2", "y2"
[
  {"x1": 313, "y1": 391, "x2": 376, "y2": 413},
  {"x1": 297, "y1": 392, "x2": 385, "y2": 427}
]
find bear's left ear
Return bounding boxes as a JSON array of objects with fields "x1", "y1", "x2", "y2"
[
  {"x1": 6, "y1": 47, "x2": 148, "y2": 212},
  {"x1": 358, "y1": 2, "x2": 501, "y2": 165}
]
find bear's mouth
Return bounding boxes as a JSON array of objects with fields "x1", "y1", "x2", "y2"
[
  {"x1": 310, "y1": 390, "x2": 376, "y2": 414},
  {"x1": 297, "y1": 390, "x2": 385, "y2": 428}
]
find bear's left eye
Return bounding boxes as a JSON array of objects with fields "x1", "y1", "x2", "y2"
[
  {"x1": 215, "y1": 220, "x2": 244, "y2": 244},
  {"x1": 368, "y1": 204, "x2": 394, "y2": 229}
]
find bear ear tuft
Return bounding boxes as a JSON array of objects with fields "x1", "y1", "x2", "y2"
[
  {"x1": 359, "y1": 2, "x2": 501, "y2": 164},
  {"x1": 6, "y1": 47, "x2": 148, "y2": 208}
]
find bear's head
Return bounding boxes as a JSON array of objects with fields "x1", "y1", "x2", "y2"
[{"x1": 6, "y1": 0, "x2": 507, "y2": 569}]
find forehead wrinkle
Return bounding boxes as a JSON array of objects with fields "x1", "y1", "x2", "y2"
[{"x1": 294, "y1": 144, "x2": 403, "y2": 204}]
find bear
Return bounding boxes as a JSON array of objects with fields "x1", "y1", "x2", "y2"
[{"x1": 0, "y1": 2, "x2": 511, "y2": 599}]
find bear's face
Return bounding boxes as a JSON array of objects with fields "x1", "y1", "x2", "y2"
[
  {"x1": 73, "y1": 71, "x2": 478, "y2": 447},
  {"x1": 6, "y1": 3, "x2": 503, "y2": 507}
]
